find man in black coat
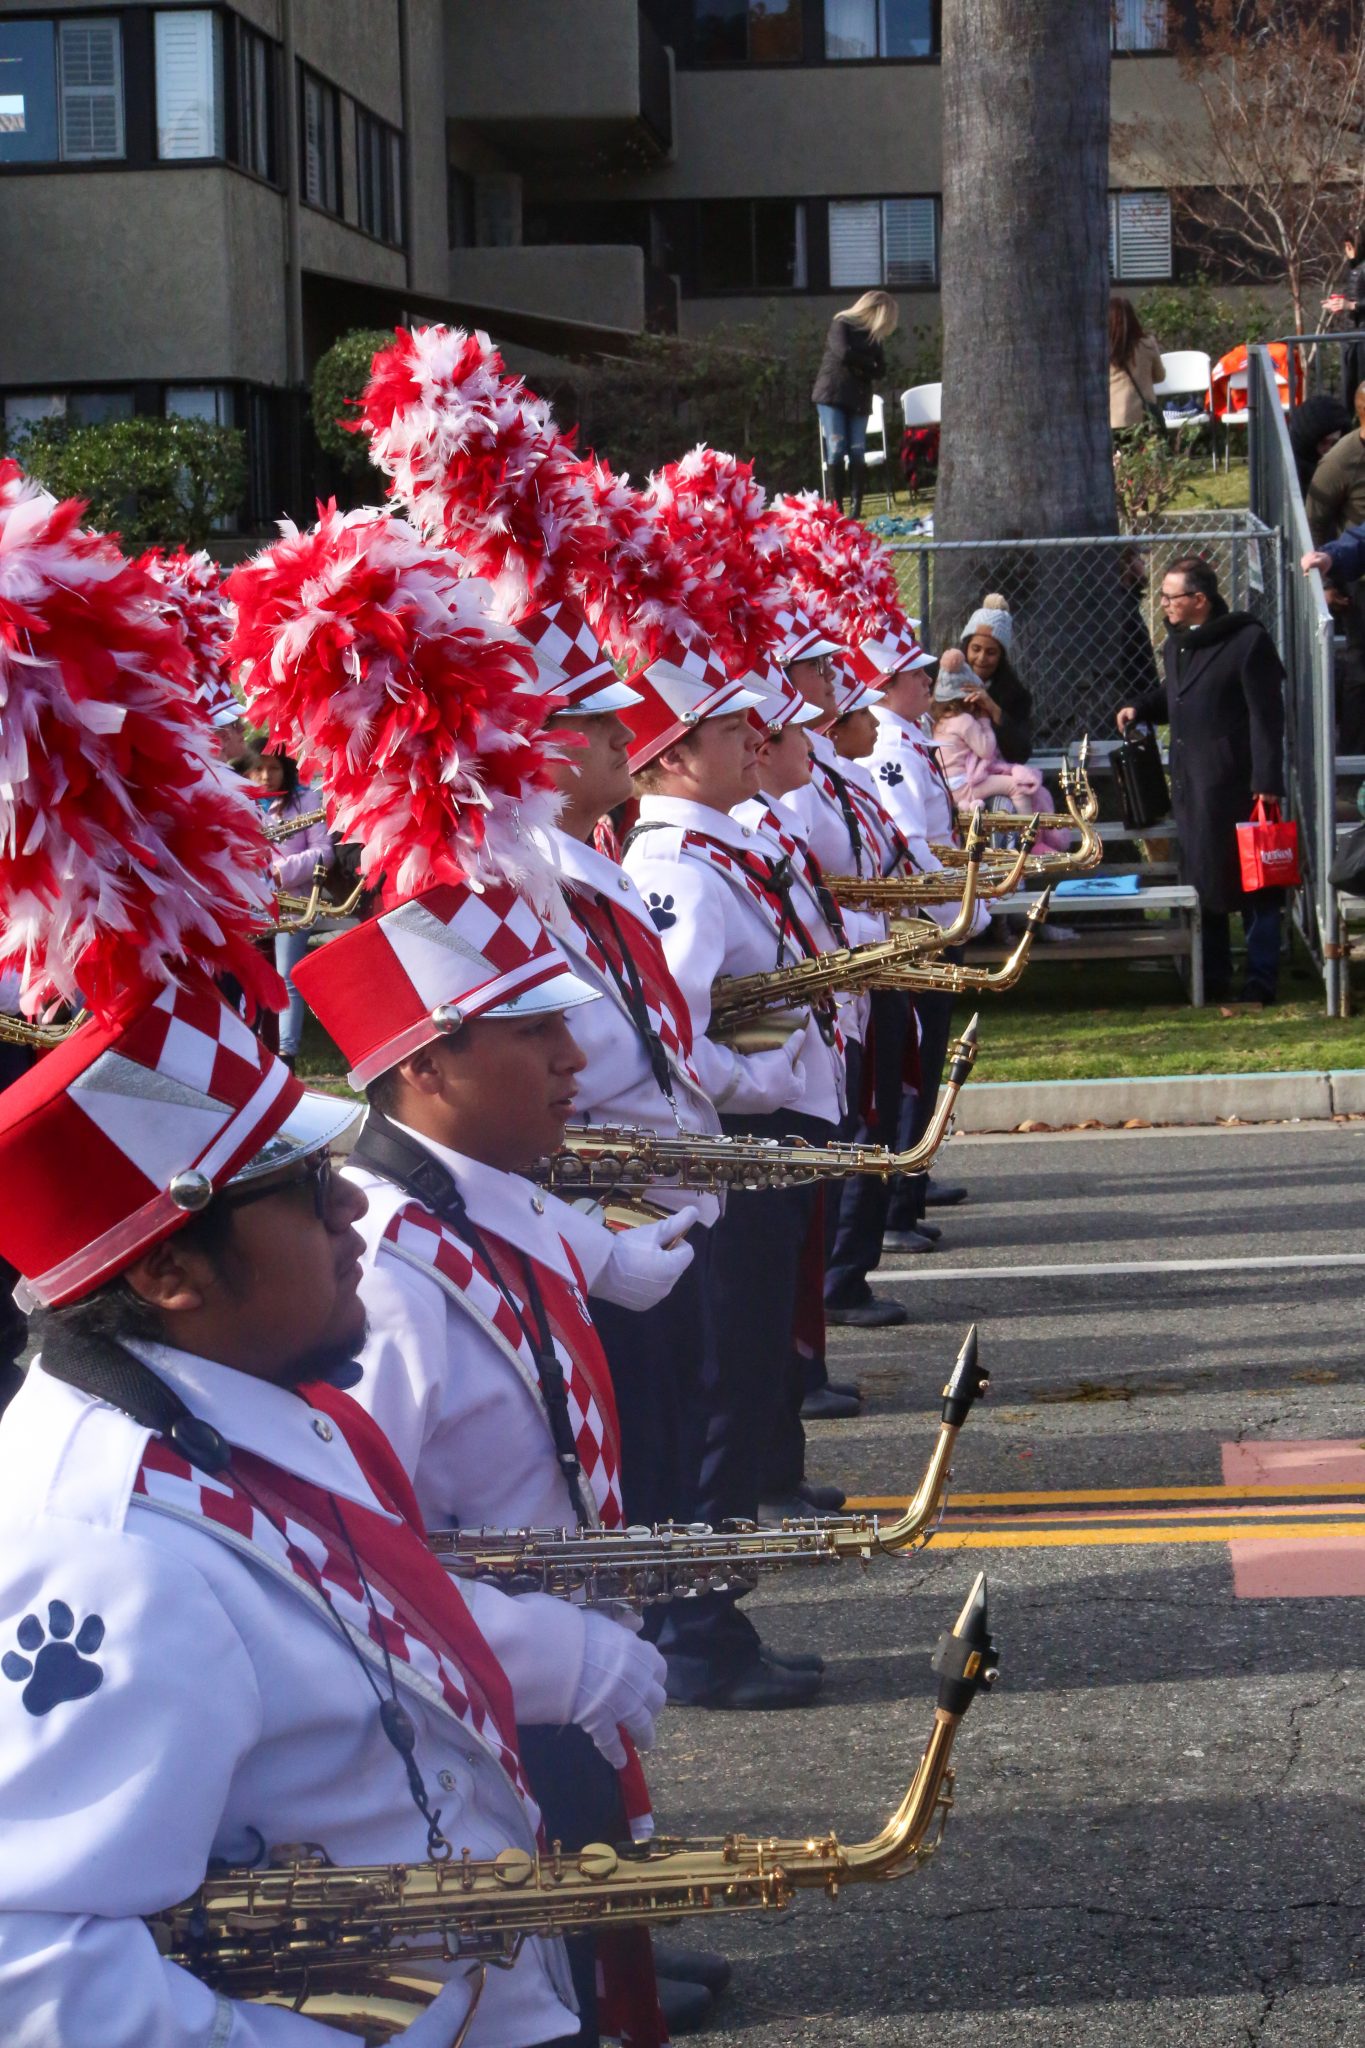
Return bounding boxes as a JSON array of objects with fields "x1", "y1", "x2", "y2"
[{"x1": 1117, "y1": 555, "x2": 1287, "y2": 1005}]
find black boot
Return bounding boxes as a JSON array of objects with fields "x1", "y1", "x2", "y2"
[
  {"x1": 828, "y1": 454, "x2": 846, "y2": 511},
  {"x1": 848, "y1": 453, "x2": 866, "y2": 518}
]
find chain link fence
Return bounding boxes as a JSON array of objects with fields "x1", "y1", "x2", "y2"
[
  {"x1": 886, "y1": 514, "x2": 1282, "y2": 749},
  {"x1": 1249, "y1": 344, "x2": 1339, "y2": 1015}
]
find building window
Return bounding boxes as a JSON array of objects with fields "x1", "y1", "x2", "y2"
[
  {"x1": 4, "y1": 389, "x2": 134, "y2": 438},
  {"x1": 1109, "y1": 191, "x2": 1172, "y2": 280},
  {"x1": 693, "y1": 0, "x2": 803, "y2": 62},
  {"x1": 697, "y1": 199, "x2": 807, "y2": 292},
  {"x1": 234, "y1": 22, "x2": 276, "y2": 181},
  {"x1": 356, "y1": 105, "x2": 403, "y2": 246},
  {"x1": 155, "y1": 10, "x2": 224, "y2": 160},
  {"x1": 825, "y1": 0, "x2": 935, "y2": 60},
  {"x1": 165, "y1": 385, "x2": 234, "y2": 425},
  {"x1": 448, "y1": 164, "x2": 475, "y2": 247},
  {"x1": 1112, "y1": 0, "x2": 1166, "y2": 51},
  {"x1": 0, "y1": 17, "x2": 124, "y2": 165},
  {"x1": 829, "y1": 197, "x2": 937, "y2": 288},
  {"x1": 299, "y1": 67, "x2": 339, "y2": 213}
]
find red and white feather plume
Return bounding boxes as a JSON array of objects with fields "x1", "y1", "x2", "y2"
[
  {"x1": 0, "y1": 460, "x2": 282, "y2": 1025},
  {"x1": 644, "y1": 446, "x2": 787, "y2": 674},
  {"x1": 771, "y1": 490, "x2": 906, "y2": 645},
  {"x1": 145, "y1": 544, "x2": 240, "y2": 726},
  {"x1": 225, "y1": 504, "x2": 562, "y2": 908}
]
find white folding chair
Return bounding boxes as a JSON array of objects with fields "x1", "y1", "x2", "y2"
[
  {"x1": 1152, "y1": 350, "x2": 1213, "y2": 467},
  {"x1": 901, "y1": 381, "x2": 943, "y2": 427}
]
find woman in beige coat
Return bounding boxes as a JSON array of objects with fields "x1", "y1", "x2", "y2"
[{"x1": 1109, "y1": 293, "x2": 1165, "y2": 433}]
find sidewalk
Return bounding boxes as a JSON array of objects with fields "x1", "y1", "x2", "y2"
[{"x1": 955, "y1": 1068, "x2": 1365, "y2": 1133}]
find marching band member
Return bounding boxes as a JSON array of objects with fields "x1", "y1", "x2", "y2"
[
  {"x1": 229, "y1": 510, "x2": 686, "y2": 2046},
  {"x1": 0, "y1": 469, "x2": 603, "y2": 2048},
  {"x1": 622, "y1": 638, "x2": 844, "y2": 1710}
]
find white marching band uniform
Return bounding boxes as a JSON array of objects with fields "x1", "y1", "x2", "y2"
[{"x1": 866, "y1": 706, "x2": 991, "y2": 939}]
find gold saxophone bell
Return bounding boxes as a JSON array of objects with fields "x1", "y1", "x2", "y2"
[
  {"x1": 432, "y1": 1326, "x2": 988, "y2": 1603},
  {"x1": 0, "y1": 1008, "x2": 88, "y2": 1049},
  {"x1": 146, "y1": 1572, "x2": 999, "y2": 2036}
]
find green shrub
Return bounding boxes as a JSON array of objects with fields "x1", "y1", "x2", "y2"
[
  {"x1": 311, "y1": 327, "x2": 395, "y2": 478},
  {"x1": 11, "y1": 416, "x2": 246, "y2": 549},
  {"x1": 1134, "y1": 274, "x2": 1279, "y2": 362}
]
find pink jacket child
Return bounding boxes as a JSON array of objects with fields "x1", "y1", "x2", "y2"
[{"x1": 931, "y1": 651, "x2": 1070, "y2": 851}]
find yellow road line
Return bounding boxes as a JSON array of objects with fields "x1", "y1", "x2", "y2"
[
  {"x1": 925, "y1": 1521, "x2": 1365, "y2": 1551},
  {"x1": 848, "y1": 1483, "x2": 1365, "y2": 1510}
]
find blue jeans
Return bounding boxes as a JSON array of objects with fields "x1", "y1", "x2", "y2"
[
  {"x1": 816, "y1": 403, "x2": 867, "y2": 467},
  {"x1": 274, "y1": 928, "x2": 310, "y2": 1057}
]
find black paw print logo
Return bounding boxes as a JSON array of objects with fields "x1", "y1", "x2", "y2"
[
  {"x1": 879, "y1": 762, "x2": 905, "y2": 788},
  {"x1": 646, "y1": 892, "x2": 677, "y2": 932},
  {"x1": 3, "y1": 1600, "x2": 105, "y2": 1717}
]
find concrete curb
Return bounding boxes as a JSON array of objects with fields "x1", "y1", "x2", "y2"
[{"x1": 955, "y1": 1069, "x2": 1365, "y2": 1133}]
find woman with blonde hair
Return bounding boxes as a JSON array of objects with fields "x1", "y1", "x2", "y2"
[{"x1": 812, "y1": 288, "x2": 899, "y2": 516}]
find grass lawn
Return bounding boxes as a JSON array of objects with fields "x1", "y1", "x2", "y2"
[
  {"x1": 867, "y1": 463, "x2": 1251, "y2": 524},
  {"x1": 973, "y1": 950, "x2": 1365, "y2": 1083}
]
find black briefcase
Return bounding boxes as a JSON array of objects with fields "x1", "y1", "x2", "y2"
[{"x1": 1113, "y1": 726, "x2": 1170, "y2": 831}]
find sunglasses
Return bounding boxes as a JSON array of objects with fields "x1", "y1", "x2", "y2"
[{"x1": 220, "y1": 1151, "x2": 335, "y2": 1221}]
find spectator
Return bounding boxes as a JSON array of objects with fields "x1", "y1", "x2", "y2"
[
  {"x1": 812, "y1": 289, "x2": 898, "y2": 517},
  {"x1": 959, "y1": 594, "x2": 1034, "y2": 762},
  {"x1": 1286, "y1": 393, "x2": 1353, "y2": 499},
  {"x1": 1109, "y1": 294, "x2": 1166, "y2": 435},
  {"x1": 932, "y1": 651, "x2": 1069, "y2": 850},
  {"x1": 244, "y1": 745, "x2": 333, "y2": 1070},
  {"x1": 1322, "y1": 230, "x2": 1365, "y2": 401},
  {"x1": 1304, "y1": 382, "x2": 1365, "y2": 752},
  {"x1": 1118, "y1": 556, "x2": 1287, "y2": 1007}
]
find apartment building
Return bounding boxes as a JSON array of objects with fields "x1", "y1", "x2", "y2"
[{"x1": 0, "y1": 0, "x2": 1205, "y2": 523}]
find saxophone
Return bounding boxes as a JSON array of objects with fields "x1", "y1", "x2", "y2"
[
  {"x1": 830, "y1": 823, "x2": 1037, "y2": 912},
  {"x1": 430, "y1": 1326, "x2": 988, "y2": 1605},
  {"x1": 876, "y1": 888, "x2": 1051, "y2": 993},
  {"x1": 147, "y1": 1574, "x2": 998, "y2": 2039},
  {"x1": 541, "y1": 1017, "x2": 979, "y2": 1209}
]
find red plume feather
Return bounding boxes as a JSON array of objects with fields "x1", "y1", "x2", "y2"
[
  {"x1": 0, "y1": 462, "x2": 281, "y2": 1024},
  {"x1": 770, "y1": 491, "x2": 906, "y2": 644},
  {"x1": 145, "y1": 545, "x2": 239, "y2": 727},
  {"x1": 225, "y1": 505, "x2": 562, "y2": 907}
]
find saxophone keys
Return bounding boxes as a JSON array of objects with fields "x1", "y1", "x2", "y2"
[
  {"x1": 577, "y1": 1844, "x2": 619, "y2": 1879},
  {"x1": 491, "y1": 1848, "x2": 535, "y2": 1888}
]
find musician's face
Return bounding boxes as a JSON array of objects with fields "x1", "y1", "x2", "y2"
[
  {"x1": 395, "y1": 1013, "x2": 588, "y2": 1172},
  {"x1": 650, "y1": 712, "x2": 760, "y2": 814},
  {"x1": 757, "y1": 724, "x2": 813, "y2": 798},
  {"x1": 787, "y1": 655, "x2": 838, "y2": 717},
  {"x1": 834, "y1": 708, "x2": 877, "y2": 759},
  {"x1": 549, "y1": 711, "x2": 634, "y2": 822}
]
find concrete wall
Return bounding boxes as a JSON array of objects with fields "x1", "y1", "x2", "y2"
[
  {"x1": 449, "y1": 243, "x2": 647, "y2": 333},
  {"x1": 446, "y1": 0, "x2": 644, "y2": 125},
  {"x1": 0, "y1": 170, "x2": 286, "y2": 386},
  {"x1": 406, "y1": 0, "x2": 453, "y2": 297},
  {"x1": 295, "y1": 0, "x2": 404, "y2": 123}
]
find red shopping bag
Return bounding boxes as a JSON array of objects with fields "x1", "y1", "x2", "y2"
[{"x1": 1237, "y1": 797, "x2": 1301, "y2": 891}]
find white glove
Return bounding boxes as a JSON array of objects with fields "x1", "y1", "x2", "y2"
[
  {"x1": 394, "y1": 1969, "x2": 485, "y2": 2045},
  {"x1": 572, "y1": 1610, "x2": 668, "y2": 1768},
  {"x1": 593, "y1": 1206, "x2": 699, "y2": 1311}
]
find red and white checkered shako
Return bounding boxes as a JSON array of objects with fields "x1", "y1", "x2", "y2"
[
  {"x1": 382, "y1": 1202, "x2": 624, "y2": 1529},
  {"x1": 293, "y1": 877, "x2": 598, "y2": 1090},
  {"x1": 852, "y1": 620, "x2": 935, "y2": 681},
  {"x1": 772, "y1": 601, "x2": 844, "y2": 666},
  {"x1": 621, "y1": 633, "x2": 766, "y2": 771},
  {"x1": 515, "y1": 598, "x2": 641, "y2": 713}
]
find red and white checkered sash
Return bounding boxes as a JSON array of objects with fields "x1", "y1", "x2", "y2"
[
  {"x1": 838, "y1": 774, "x2": 918, "y2": 877},
  {"x1": 678, "y1": 829, "x2": 803, "y2": 946},
  {"x1": 382, "y1": 1203, "x2": 624, "y2": 1530},
  {"x1": 132, "y1": 1434, "x2": 537, "y2": 1811},
  {"x1": 565, "y1": 889, "x2": 701, "y2": 1080}
]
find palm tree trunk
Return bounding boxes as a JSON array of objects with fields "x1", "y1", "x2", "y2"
[{"x1": 934, "y1": 0, "x2": 1120, "y2": 746}]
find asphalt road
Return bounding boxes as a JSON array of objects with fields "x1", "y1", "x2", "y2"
[{"x1": 644, "y1": 1123, "x2": 1365, "y2": 2047}]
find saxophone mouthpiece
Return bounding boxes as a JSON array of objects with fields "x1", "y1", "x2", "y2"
[
  {"x1": 1028, "y1": 885, "x2": 1054, "y2": 928},
  {"x1": 947, "y1": 1013, "x2": 980, "y2": 1084},
  {"x1": 1078, "y1": 734, "x2": 1091, "y2": 775},
  {"x1": 932, "y1": 1571, "x2": 999, "y2": 1718},
  {"x1": 941, "y1": 1323, "x2": 988, "y2": 1425}
]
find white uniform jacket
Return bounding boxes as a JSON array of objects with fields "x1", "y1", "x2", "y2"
[
  {"x1": 540, "y1": 825, "x2": 722, "y2": 1226},
  {"x1": 733, "y1": 791, "x2": 869, "y2": 1051},
  {"x1": 0, "y1": 1344, "x2": 579, "y2": 2048},
  {"x1": 864, "y1": 709, "x2": 990, "y2": 939},
  {"x1": 348, "y1": 1131, "x2": 628, "y2": 1536},
  {"x1": 623, "y1": 795, "x2": 846, "y2": 1126}
]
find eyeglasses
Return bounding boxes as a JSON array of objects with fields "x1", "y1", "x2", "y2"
[
  {"x1": 1159, "y1": 590, "x2": 1196, "y2": 607},
  {"x1": 220, "y1": 1151, "x2": 335, "y2": 1221}
]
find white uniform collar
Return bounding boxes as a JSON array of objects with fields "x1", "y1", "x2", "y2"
[
  {"x1": 543, "y1": 824, "x2": 650, "y2": 922},
  {"x1": 637, "y1": 793, "x2": 774, "y2": 855},
  {"x1": 123, "y1": 1338, "x2": 398, "y2": 1521},
  {"x1": 871, "y1": 705, "x2": 928, "y2": 743},
  {"x1": 809, "y1": 731, "x2": 840, "y2": 770},
  {"x1": 733, "y1": 793, "x2": 809, "y2": 848},
  {"x1": 389, "y1": 1122, "x2": 579, "y2": 1283}
]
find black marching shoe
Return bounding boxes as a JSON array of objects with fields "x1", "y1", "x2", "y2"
[
  {"x1": 702, "y1": 1657, "x2": 822, "y2": 1710},
  {"x1": 653, "y1": 1946, "x2": 733, "y2": 1998},
  {"x1": 761, "y1": 1642, "x2": 826, "y2": 1676},
  {"x1": 658, "y1": 1976, "x2": 714, "y2": 2033},
  {"x1": 826, "y1": 1377, "x2": 864, "y2": 1399},
  {"x1": 879, "y1": 1229, "x2": 936, "y2": 1256},
  {"x1": 800, "y1": 1384, "x2": 863, "y2": 1420},
  {"x1": 798, "y1": 1478, "x2": 847, "y2": 1511},
  {"x1": 913, "y1": 1218, "x2": 943, "y2": 1242},
  {"x1": 825, "y1": 1296, "x2": 908, "y2": 1327},
  {"x1": 924, "y1": 1179, "x2": 969, "y2": 1208}
]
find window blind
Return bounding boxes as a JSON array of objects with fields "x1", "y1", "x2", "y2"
[
  {"x1": 829, "y1": 199, "x2": 882, "y2": 287},
  {"x1": 825, "y1": 0, "x2": 877, "y2": 59},
  {"x1": 58, "y1": 18, "x2": 123, "y2": 160},
  {"x1": 1110, "y1": 191, "x2": 1171, "y2": 280},
  {"x1": 1112, "y1": 0, "x2": 1167, "y2": 51},
  {"x1": 155, "y1": 11, "x2": 223, "y2": 160},
  {"x1": 883, "y1": 197, "x2": 936, "y2": 286}
]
